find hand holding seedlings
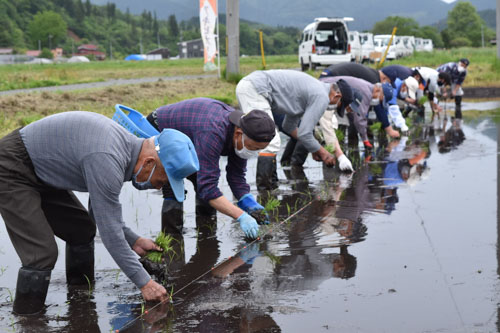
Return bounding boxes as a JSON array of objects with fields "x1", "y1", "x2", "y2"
[
  {"x1": 133, "y1": 237, "x2": 162, "y2": 257},
  {"x1": 237, "y1": 193, "x2": 270, "y2": 225}
]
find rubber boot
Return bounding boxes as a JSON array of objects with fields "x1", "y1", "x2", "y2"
[
  {"x1": 161, "y1": 199, "x2": 184, "y2": 235},
  {"x1": 454, "y1": 96, "x2": 462, "y2": 119},
  {"x1": 13, "y1": 267, "x2": 51, "y2": 315},
  {"x1": 195, "y1": 196, "x2": 216, "y2": 218},
  {"x1": 290, "y1": 141, "x2": 309, "y2": 166},
  {"x1": 281, "y1": 138, "x2": 297, "y2": 167},
  {"x1": 256, "y1": 154, "x2": 278, "y2": 191},
  {"x1": 66, "y1": 240, "x2": 95, "y2": 285}
]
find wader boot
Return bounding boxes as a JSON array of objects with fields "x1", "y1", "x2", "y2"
[
  {"x1": 454, "y1": 96, "x2": 462, "y2": 119},
  {"x1": 290, "y1": 141, "x2": 309, "y2": 166},
  {"x1": 281, "y1": 138, "x2": 297, "y2": 167},
  {"x1": 256, "y1": 154, "x2": 278, "y2": 191},
  {"x1": 13, "y1": 267, "x2": 51, "y2": 315},
  {"x1": 66, "y1": 241, "x2": 95, "y2": 285},
  {"x1": 195, "y1": 196, "x2": 216, "y2": 218},
  {"x1": 161, "y1": 199, "x2": 184, "y2": 235}
]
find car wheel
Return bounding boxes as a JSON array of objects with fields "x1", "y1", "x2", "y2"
[{"x1": 300, "y1": 58, "x2": 308, "y2": 72}]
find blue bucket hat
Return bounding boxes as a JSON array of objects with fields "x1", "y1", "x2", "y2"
[{"x1": 154, "y1": 129, "x2": 199, "y2": 202}]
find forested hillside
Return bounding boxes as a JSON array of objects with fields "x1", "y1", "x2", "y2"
[{"x1": 0, "y1": 0, "x2": 301, "y2": 58}]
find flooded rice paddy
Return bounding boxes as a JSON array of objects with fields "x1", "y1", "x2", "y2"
[{"x1": 0, "y1": 102, "x2": 499, "y2": 332}]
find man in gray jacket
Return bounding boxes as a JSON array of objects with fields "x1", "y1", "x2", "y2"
[
  {"x1": 0, "y1": 111, "x2": 199, "y2": 315},
  {"x1": 236, "y1": 69, "x2": 340, "y2": 189}
]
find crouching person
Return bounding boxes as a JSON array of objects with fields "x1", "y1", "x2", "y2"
[
  {"x1": 146, "y1": 98, "x2": 276, "y2": 239},
  {"x1": 0, "y1": 111, "x2": 198, "y2": 315}
]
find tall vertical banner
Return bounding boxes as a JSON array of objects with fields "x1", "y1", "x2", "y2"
[{"x1": 200, "y1": 0, "x2": 218, "y2": 71}]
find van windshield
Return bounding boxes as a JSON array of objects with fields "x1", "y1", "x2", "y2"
[
  {"x1": 314, "y1": 21, "x2": 348, "y2": 55},
  {"x1": 375, "y1": 38, "x2": 390, "y2": 46}
]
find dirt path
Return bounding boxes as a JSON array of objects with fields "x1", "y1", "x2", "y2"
[{"x1": 0, "y1": 73, "x2": 218, "y2": 96}]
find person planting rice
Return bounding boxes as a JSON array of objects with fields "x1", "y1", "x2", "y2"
[
  {"x1": 0, "y1": 111, "x2": 198, "y2": 314},
  {"x1": 145, "y1": 97, "x2": 276, "y2": 240}
]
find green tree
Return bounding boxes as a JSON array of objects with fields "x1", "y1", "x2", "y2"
[
  {"x1": 417, "y1": 26, "x2": 444, "y2": 48},
  {"x1": 168, "y1": 14, "x2": 179, "y2": 38},
  {"x1": 28, "y1": 11, "x2": 67, "y2": 49},
  {"x1": 372, "y1": 16, "x2": 419, "y2": 36},
  {"x1": 446, "y1": 2, "x2": 484, "y2": 47},
  {"x1": 40, "y1": 47, "x2": 53, "y2": 59}
]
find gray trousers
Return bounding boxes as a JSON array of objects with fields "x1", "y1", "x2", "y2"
[{"x1": 0, "y1": 129, "x2": 96, "y2": 270}]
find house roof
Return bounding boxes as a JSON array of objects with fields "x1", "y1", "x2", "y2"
[
  {"x1": 0, "y1": 48, "x2": 13, "y2": 55},
  {"x1": 78, "y1": 44, "x2": 98, "y2": 50}
]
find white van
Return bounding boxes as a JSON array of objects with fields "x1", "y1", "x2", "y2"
[
  {"x1": 415, "y1": 37, "x2": 424, "y2": 52},
  {"x1": 401, "y1": 36, "x2": 415, "y2": 57},
  {"x1": 422, "y1": 39, "x2": 434, "y2": 52},
  {"x1": 298, "y1": 17, "x2": 351, "y2": 71},
  {"x1": 393, "y1": 36, "x2": 406, "y2": 58},
  {"x1": 348, "y1": 31, "x2": 362, "y2": 63},
  {"x1": 359, "y1": 32, "x2": 375, "y2": 63},
  {"x1": 374, "y1": 34, "x2": 397, "y2": 60}
]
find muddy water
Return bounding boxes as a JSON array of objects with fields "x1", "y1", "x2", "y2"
[{"x1": 0, "y1": 105, "x2": 499, "y2": 332}]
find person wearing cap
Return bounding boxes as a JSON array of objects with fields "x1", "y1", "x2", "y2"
[
  {"x1": 146, "y1": 97, "x2": 275, "y2": 239},
  {"x1": 0, "y1": 111, "x2": 199, "y2": 315},
  {"x1": 385, "y1": 76, "x2": 419, "y2": 133},
  {"x1": 380, "y1": 64, "x2": 424, "y2": 87},
  {"x1": 319, "y1": 62, "x2": 392, "y2": 85},
  {"x1": 437, "y1": 58, "x2": 469, "y2": 119},
  {"x1": 236, "y1": 69, "x2": 339, "y2": 190},
  {"x1": 413, "y1": 66, "x2": 451, "y2": 114},
  {"x1": 320, "y1": 76, "x2": 400, "y2": 145},
  {"x1": 279, "y1": 81, "x2": 353, "y2": 171}
]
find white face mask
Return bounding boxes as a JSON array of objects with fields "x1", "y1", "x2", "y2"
[
  {"x1": 327, "y1": 104, "x2": 338, "y2": 111},
  {"x1": 400, "y1": 90, "x2": 408, "y2": 99},
  {"x1": 457, "y1": 65, "x2": 465, "y2": 73},
  {"x1": 370, "y1": 98, "x2": 380, "y2": 106},
  {"x1": 235, "y1": 134, "x2": 260, "y2": 159}
]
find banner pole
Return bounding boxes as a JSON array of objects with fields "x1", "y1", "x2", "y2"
[{"x1": 216, "y1": 0, "x2": 221, "y2": 78}]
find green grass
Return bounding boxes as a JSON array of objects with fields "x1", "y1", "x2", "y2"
[
  {"x1": 0, "y1": 55, "x2": 298, "y2": 92},
  {"x1": 386, "y1": 47, "x2": 500, "y2": 87}
]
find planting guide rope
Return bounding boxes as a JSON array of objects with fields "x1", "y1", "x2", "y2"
[{"x1": 117, "y1": 198, "x2": 315, "y2": 332}]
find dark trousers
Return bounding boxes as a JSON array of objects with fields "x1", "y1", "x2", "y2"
[{"x1": 0, "y1": 129, "x2": 95, "y2": 270}]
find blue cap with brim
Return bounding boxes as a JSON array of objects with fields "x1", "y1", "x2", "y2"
[{"x1": 154, "y1": 129, "x2": 199, "y2": 202}]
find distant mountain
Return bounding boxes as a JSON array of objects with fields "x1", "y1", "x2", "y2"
[
  {"x1": 433, "y1": 8, "x2": 496, "y2": 31},
  {"x1": 90, "y1": 0, "x2": 495, "y2": 30}
]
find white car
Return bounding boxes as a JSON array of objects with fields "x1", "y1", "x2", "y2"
[
  {"x1": 393, "y1": 36, "x2": 406, "y2": 58},
  {"x1": 348, "y1": 31, "x2": 362, "y2": 63},
  {"x1": 359, "y1": 32, "x2": 375, "y2": 63},
  {"x1": 299, "y1": 17, "x2": 351, "y2": 71},
  {"x1": 415, "y1": 37, "x2": 424, "y2": 52},
  {"x1": 422, "y1": 39, "x2": 434, "y2": 52},
  {"x1": 374, "y1": 34, "x2": 397, "y2": 60},
  {"x1": 401, "y1": 36, "x2": 415, "y2": 57}
]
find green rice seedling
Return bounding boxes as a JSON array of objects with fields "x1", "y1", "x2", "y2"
[
  {"x1": 83, "y1": 274, "x2": 93, "y2": 299},
  {"x1": 418, "y1": 95, "x2": 428, "y2": 106},
  {"x1": 145, "y1": 231, "x2": 177, "y2": 263},
  {"x1": 264, "y1": 197, "x2": 281, "y2": 213},
  {"x1": 145, "y1": 251, "x2": 163, "y2": 263},
  {"x1": 286, "y1": 203, "x2": 291, "y2": 216},
  {"x1": 324, "y1": 144, "x2": 335, "y2": 154},
  {"x1": 335, "y1": 129, "x2": 345, "y2": 143}
]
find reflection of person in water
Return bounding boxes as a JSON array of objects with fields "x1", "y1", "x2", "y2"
[{"x1": 438, "y1": 119, "x2": 466, "y2": 154}]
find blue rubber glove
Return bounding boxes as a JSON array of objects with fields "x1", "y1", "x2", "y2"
[
  {"x1": 237, "y1": 193, "x2": 270, "y2": 225},
  {"x1": 237, "y1": 212, "x2": 259, "y2": 239},
  {"x1": 238, "y1": 243, "x2": 260, "y2": 264}
]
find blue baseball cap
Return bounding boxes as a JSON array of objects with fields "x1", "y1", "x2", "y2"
[{"x1": 154, "y1": 129, "x2": 199, "y2": 202}]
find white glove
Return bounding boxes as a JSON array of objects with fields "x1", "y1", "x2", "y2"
[
  {"x1": 338, "y1": 173, "x2": 353, "y2": 189},
  {"x1": 338, "y1": 154, "x2": 353, "y2": 172}
]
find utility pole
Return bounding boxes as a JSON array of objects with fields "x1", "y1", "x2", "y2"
[
  {"x1": 48, "y1": 34, "x2": 53, "y2": 50},
  {"x1": 481, "y1": 25, "x2": 485, "y2": 48},
  {"x1": 38, "y1": 40, "x2": 41, "y2": 51},
  {"x1": 157, "y1": 31, "x2": 161, "y2": 48},
  {"x1": 109, "y1": 40, "x2": 113, "y2": 60},
  {"x1": 226, "y1": 0, "x2": 239, "y2": 78},
  {"x1": 139, "y1": 35, "x2": 143, "y2": 54}
]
